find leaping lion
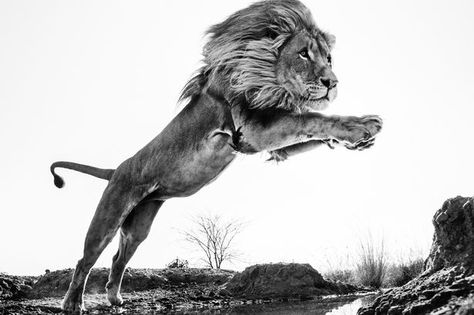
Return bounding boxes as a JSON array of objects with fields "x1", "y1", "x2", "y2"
[{"x1": 51, "y1": 0, "x2": 382, "y2": 312}]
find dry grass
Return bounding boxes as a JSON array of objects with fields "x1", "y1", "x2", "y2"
[
  {"x1": 385, "y1": 257, "x2": 425, "y2": 287},
  {"x1": 320, "y1": 239, "x2": 427, "y2": 289},
  {"x1": 355, "y1": 238, "x2": 388, "y2": 289}
]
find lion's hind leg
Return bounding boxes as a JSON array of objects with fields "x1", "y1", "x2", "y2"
[
  {"x1": 62, "y1": 181, "x2": 145, "y2": 313},
  {"x1": 106, "y1": 200, "x2": 163, "y2": 305}
]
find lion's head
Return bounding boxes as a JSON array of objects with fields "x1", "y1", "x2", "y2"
[{"x1": 181, "y1": 0, "x2": 337, "y2": 113}]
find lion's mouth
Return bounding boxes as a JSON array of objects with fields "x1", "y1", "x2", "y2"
[
  {"x1": 307, "y1": 87, "x2": 336, "y2": 102},
  {"x1": 309, "y1": 94, "x2": 329, "y2": 101},
  {"x1": 301, "y1": 86, "x2": 337, "y2": 112}
]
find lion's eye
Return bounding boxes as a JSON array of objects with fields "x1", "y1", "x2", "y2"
[
  {"x1": 327, "y1": 54, "x2": 332, "y2": 65},
  {"x1": 298, "y1": 49, "x2": 309, "y2": 60}
]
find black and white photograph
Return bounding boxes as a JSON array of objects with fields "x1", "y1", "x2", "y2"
[{"x1": 1, "y1": 0, "x2": 473, "y2": 314}]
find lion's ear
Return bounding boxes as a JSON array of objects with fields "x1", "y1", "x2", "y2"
[{"x1": 322, "y1": 32, "x2": 336, "y2": 50}]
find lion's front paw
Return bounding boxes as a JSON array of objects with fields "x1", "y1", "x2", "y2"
[{"x1": 337, "y1": 115, "x2": 383, "y2": 150}]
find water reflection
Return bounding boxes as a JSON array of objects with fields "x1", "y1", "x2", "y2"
[
  {"x1": 325, "y1": 296, "x2": 375, "y2": 315},
  {"x1": 222, "y1": 295, "x2": 376, "y2": 315}
]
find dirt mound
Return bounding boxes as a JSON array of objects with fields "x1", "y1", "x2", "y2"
[
  {"x1": 358, "y1": 196, "x2": 474, "y2": 315},
  {"x1": 225, "y1": 263, "x2": 359, "y2": 299},
  {"x1": 27, "y1": 267, "x2": 234, "y2": 299}
]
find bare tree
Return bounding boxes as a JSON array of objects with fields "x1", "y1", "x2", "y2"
[{"x1": 183, "y1": 214, "x2": 243, "y2": 269}]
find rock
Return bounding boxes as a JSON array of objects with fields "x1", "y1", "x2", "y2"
[
  {"x1": 225, "y1": 263, "x2": 359, "y2": 299},
  {"x1": 0, "y1": 274, "x2": 36, "y2": 300},
  {"x1": 358, "y1": 196, "x2": 474, "y2": 315},
  {"x1": 425, "y1": 197, "x2": 474, "y2": 274}
]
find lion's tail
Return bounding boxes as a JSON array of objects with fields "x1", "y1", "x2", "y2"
[{"x1": 50, "y1": 161, "x2": 115, "y2": 188}]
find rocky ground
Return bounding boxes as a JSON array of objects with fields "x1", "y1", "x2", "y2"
[
  {"x1": 0, "y1": 263, "x2": 364, "y2": 314},
  {"x1": 3, "y1": 196, "x2": 473, "y2": 314},
  {"x1": 1, "y1": 268, "x2": 235, "y2": 314},
  {"x1": 358, "y1": 196, "x2": 474, "y2": 315}
]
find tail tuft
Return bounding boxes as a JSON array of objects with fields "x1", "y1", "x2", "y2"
[
  {"x1": 53, "y1": 174, "x2": 65, "y2": 188},
  {"x1": 50, "y1": 160, "x2": 114, "y2": 187}
]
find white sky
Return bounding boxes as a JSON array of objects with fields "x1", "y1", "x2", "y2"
[{"x1": 1, "y1": 0, "x2": 474, "y2": 276}]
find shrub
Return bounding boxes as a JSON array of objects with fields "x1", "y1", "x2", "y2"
[
  {"x1": 167, "y1": 258, "x2": 189, "y2": 269},
  {"x1": 385, "y1": 258, "x2": 424, "y2": 287},
  {"x1": 324, "y1": 269, "x2": 356, "y2": 284},
  {"x1": 355, "y1": 238, "x2": 387, "y2": 289}
]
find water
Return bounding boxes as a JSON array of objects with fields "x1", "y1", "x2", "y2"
[
  {"x1": 325, "y1": 296, "x2": 374, "y2": 315},
  {"x1": 217, "y1": 295, "x2": 376, "y2": 315}
]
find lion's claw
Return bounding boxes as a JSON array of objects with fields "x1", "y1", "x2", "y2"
[
  {"x1": 229, "y1": 126, "x2": 258, "y2": 154},
  {"x1": 267, "y1": 149, "x2": 289, "y2": 162},
  {"x1": 360, "y1": 115, "x2": 383, "y2": 135},
  {"x1": 229, "y1": 126, "x2": 247, "y2": 152},
  {"x1": 322, "y1": 138, "x2": 338, "y2": 149},
  {"x1": 230, "y1": 126, "x2": 243, "y2": 150},
  {"x1": 345, "y1": 136, "x2": 376, "y2": 151}
]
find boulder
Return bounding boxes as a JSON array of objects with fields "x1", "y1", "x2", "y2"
[
  {"x1": 425, "y1": 196, "x2": 474, "y2": 274},
  {"x1": 225, "y1": 262, "x2": 358, "y2": 299},
  {"x1": 358, "y1": 196, "x2": 474, "y2": 315},
  {"x1": 0, "y1": 274, "x2": 36, "y2": 300}
]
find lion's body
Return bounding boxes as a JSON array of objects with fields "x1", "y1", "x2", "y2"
[
  {"x1": 120, "y1": 92, "x2": 237, "y2": 199},
  {"x1": 53, "y1": 0, "x2": 383, "y2": 312}
]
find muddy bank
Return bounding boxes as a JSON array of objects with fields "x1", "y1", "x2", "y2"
[
  {"x1": 358, "y1": 196, "x2": 474, "y2": 315},
  {"x1": 1, "y1": 263, "x2": 365, "y2": 314},
  {"x1": 0, "y1": 269, "x2": 230, "y2": 314},
  {"x1": 28, "y1": 267, "x2": 234, "y2": 299},
  {"x1": 1, "y1": 268, "x2": 235, "y2": 314}
]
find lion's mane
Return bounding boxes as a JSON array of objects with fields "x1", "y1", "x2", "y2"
[{"x1": 180, "y1": 0, "x2": 334, "y2": 112}]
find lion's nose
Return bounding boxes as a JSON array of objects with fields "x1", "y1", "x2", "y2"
[{"x1": 320, "y1": 77, "x2": 338, "y2": 89}]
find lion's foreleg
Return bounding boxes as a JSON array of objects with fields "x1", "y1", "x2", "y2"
[
  {"x1": 237, "y1": 112, "x2": 382, "y2": 153},
  {"x1": 268, "y1": 140, "x2": 329, "y2": 162}
]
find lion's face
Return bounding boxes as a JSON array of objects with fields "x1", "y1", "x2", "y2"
[
  {"x1": 182, "y1": 0, "x2": 338, "y2": 114},
  {"x1": 276, "y1": 31, "x2": 337, "y2": 112}
]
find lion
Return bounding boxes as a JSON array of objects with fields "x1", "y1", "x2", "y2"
[{"x1": 51, "y1": 0, "x2": 382, "y2": 312}]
